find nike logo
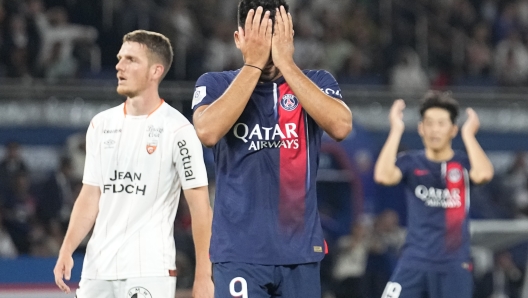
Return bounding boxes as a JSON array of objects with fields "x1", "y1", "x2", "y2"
[{"x1": 414, "y1": 169, "x2": 429, "y2": 176}]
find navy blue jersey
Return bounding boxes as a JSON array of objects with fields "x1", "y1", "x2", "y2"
[
  {"x1": 192, "y1": 69, "x2": 342, "y2": 265},
  {"x1": 396, "y1": 150, "x2": 471, "y2": 271}
]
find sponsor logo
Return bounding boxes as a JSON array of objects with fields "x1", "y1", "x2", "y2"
[
  {"x1": 448, "y1": 168, "x2": 462, "y2": 183},
  {"x1": 146, "y1": 126, "x2": 163, "y2": 138},
  {"x1": 177, "y1": 140, "x2": 195, "y2": 181},
  {"x1": 128, "y1": 287, "x2": 152, "y2": 298},
  {"x1": 280, "y1": 94, "x2": 299, "y2": 111},
  {"x1": 233, "y1": 123, "x2": 299, "y2": 151},
  {"x1": 104, "y1": 139, "x2": 116, "y2": 149},
  {"x1": 413, "y1": 169, "x2": 429, "y2": 176},
  {"x1": 104, "y1": 170, "x2": 146, "y2": 196},
  {"x1": 320, "y1": 87, "x2": 342, "y2": 98},
  {"x1": 103, "y1": 129, "x2": 121, "y2": 134},
  {"x1": 414, "y1": 185, "x2": 462, "y2": 208}
]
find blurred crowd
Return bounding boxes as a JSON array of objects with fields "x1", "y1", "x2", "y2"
[{"x1": 3, "y1": 0, "x2": 528, "y2": 88}]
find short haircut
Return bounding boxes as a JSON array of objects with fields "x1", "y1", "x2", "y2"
[
  {"x1": 237, "y1": 0, "x2": 289, "y2": 27},
  {"x1": 419, "y1": 90, "x2": 460, "y2": 124},
  {"x1": 122, "y1": 30, "x2": 173, "y2": 79}
]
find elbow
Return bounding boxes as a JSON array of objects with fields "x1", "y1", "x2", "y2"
[
  {"x1": 472, "y1": 170, "x2": 494, "y2": 185},
  {"x1": 373, "y1": 173, "x2": 389, "y2": 185},
  {"x1": 329, "y1": 120, "x2": 353, "y2": 142},
  {"x1": 373, "y1": 170, "x2": 398, "y2": 186},
  {"x1": 195, "y1": 126, "x2": 220, "y2": 148}
]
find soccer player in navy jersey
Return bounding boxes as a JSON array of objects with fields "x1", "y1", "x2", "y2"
[
  {"x1": 374, "y1": 92, "x2": 494, "y2": 298},
  {"x1": 191, "y1": 0, "x2": 352, "y2": 297}
]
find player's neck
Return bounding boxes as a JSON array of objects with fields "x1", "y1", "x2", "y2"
[
  {"x1": 424, "y1": 147, "x2": 454, "y2": 162},
  {"x1": 125, "y1": 91, "x2": 162, "y2": 116}
]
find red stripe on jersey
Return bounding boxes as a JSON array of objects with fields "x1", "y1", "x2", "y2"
[
  {"x1": 444, "y1": 162, "x2": 467, "y2": 252},
  {"x1": 277, "y1": 84, "x2": 307, "y2": 233}
]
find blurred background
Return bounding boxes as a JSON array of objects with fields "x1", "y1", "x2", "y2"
[{"x1": 1, "y1": 0, "x2": 528, "y2": 297}]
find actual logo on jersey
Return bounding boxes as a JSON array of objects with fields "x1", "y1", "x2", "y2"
[
  {"x1": 128, "y1": 287, "x2": 152, "y2": 298},
  {"x1": 146, "y1": 140, "x2": 158, "y2": 154},
  {"x1": 280, "y1": 94, "x2": 299, "y2": 111},
  {"x1": 447, "y1": 168, "x2": 462, "y2": 183}
]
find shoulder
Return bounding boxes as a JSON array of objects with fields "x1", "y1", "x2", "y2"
[
  {"x1": 89, "y1": 104, "x2": 124, "y2": 128},
  {"x1": 397, "y1": 150, "x2": 424, "y2": 163},
  {"x1": 196, "y1": 70, "x2": 241, "y2": 86},
  {"x1": 303, "y1": 69, "x2": 336, "y2": 81},
  {"x1": 156, "y1": 103, "x2": 192, "y2": 131}
]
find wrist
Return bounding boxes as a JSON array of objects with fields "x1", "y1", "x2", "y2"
[
  {"x1": 389, "y1": 126, "x2": 405, "y2": 135},
  {"x1": 274, "y1": 58, "x2": 296, "y2": 72}
]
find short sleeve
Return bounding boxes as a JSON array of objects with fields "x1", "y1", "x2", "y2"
[
  {"x1": 192, "y1": 72, "x2": 229, "y2": 111},
  {"x1": 82, "y1": 120, "x2": 101, "y2": 186},
  {"x1": 395, "y1": 152, "x2": 411, "y2": 179},
  {"x1": 173, "y1": 125, "x2": 209, "y2": 189},
  {"x1": 313, "y1": 70, "x2": 343, "y2": 100}
]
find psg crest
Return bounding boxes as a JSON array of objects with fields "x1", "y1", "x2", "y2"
[
  {"x1": 447, "y1": 168, "x2": 462, "y2": 183},
  {"x1": 280, "y1": 94, "x2": 299, "y2": 111}
]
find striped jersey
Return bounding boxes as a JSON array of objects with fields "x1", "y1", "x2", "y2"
[
  {"x1": 82, "y1": 101, "x2": 208, "y2": 279},
  {"x1": 396, "y1": 150, "x2": 471, "y2": 271},
  {"x1": 192, "y1": 69, "x2": 342, "y2": 264}
]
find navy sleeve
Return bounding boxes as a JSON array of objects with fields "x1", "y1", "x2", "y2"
[
  {"x1": 311, "y1": 70, "x2": 343, "y2": 99},
  {"x1": 192, "y1": 72, "x2": 229, "y2": 111},
  {"x1": 395, "y1": 152, "x2": 412, "y2": 181}
]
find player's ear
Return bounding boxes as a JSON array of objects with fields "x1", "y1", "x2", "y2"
[
  {"x1": 451, "y1": 124, "x2": 458, "y2": 138},
  {"x1": 234, "y1": 29, "x2": 242, "y2": 49},
  {"x1": 151, "y1": 63, "x2": 164, "y2": 81},
  {"x1": 418, "y1": 121, "x2": 424, "y2": 137}
]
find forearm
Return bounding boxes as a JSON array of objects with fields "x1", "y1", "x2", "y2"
[
  {"x1": 184, "y1": 187, "x2": 213, "y2": 277},
  {"x1": 191, "y1": 213, "x2": 213, "y2": 277},
  {"x1": 462, "y1": 133, "x2": 494, "y2": 184},
  {"x1": 374, "y1": 128, "x2": 403, "y2": 185},
  {"x1": 280, "y1": 63, "x2": 352, "y2": 141},
  {"x1": 60, "y1": 187, "x2": 99, "y2": 255},
  {"x1": 194, "y1": 66, "x2": 262, "y2": 146}
]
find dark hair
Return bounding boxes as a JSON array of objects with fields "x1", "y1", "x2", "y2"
[
  {"x1": 419, "y1": 90, "x2": 459, "y2": 123},
  {"x1": 238, "y1": 0, "x2": 289, "y2": 27},
  {"x1": 122, "y1": 30, "x2": 174, "y2": 79}
]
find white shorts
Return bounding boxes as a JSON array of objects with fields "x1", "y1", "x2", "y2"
[{"x1": 76, "y1": 276, "x2": 177, "y2": 298}]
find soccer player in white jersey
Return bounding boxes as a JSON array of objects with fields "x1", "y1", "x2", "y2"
[{"x1": 53, "y1": 30, "x2": 214, "y2": 298}]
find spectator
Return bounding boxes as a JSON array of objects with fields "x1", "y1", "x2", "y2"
[
  {"x1": 3, "y1": 171, "x2": 36, "y2": 254},
  {"x1": 36, "y1": 156, "x2": 73, "y2": 227},
  {"x1": 466, "y1": 23, "x2": 493, "y2": 76},
  {"x1": 0, "y1": 208, "x2": 17, "y2": 258},
  {"x1": 202, "y1": 20, "x2": 240, "y2": 72},
  {"x1": 0, "y1": 142, "x2": 28, "y2": 201},
  {"x1": 333, "y1": 222, "x2": 369, "y2": 298},
  {"x1": 389, "y1": 48, "x2": 430, "y2": 94},
  {"x1": 33, "y1": 4, "x2": 97, "y2": 78},
  {"x1": 494, "y1": 30, "x2": 528, "y2": 86}
]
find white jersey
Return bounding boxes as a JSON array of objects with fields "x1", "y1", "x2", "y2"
[{"x1": 81, "y1": 101, "x2": 208, "y2": 280}]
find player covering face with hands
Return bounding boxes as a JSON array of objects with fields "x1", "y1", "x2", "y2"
[
  {"x1": 374, "y1": 91, "x2": 494, "y2": 298},
  {"x1": 192, "y1": 0, "x2": 352, "y2": 297}
]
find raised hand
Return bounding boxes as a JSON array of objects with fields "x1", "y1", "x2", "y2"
[
  {"x1": 389, "y1": 99, "x2": 406, "y2": 133},
  {"x1": 461, "y1": 108, "x2": 480, "y2": 137},
  {"x1": 271, "y1": 6, "x2": 295, "y2": 70},
  {"x1": 237, "y1": 7, "x2": 273, "y2": 69}
]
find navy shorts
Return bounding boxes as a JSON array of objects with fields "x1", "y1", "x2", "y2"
[
  {"x1": 213, "y1": 262, "x2": 321, "y2": 298},
  {"x1": 381, "y1": 262, "x2": 473, "y2": 298}
]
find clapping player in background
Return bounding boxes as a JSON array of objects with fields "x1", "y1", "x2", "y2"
[{"x1": 374, "y1": 92, "x2": 494, "y2": 298}]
